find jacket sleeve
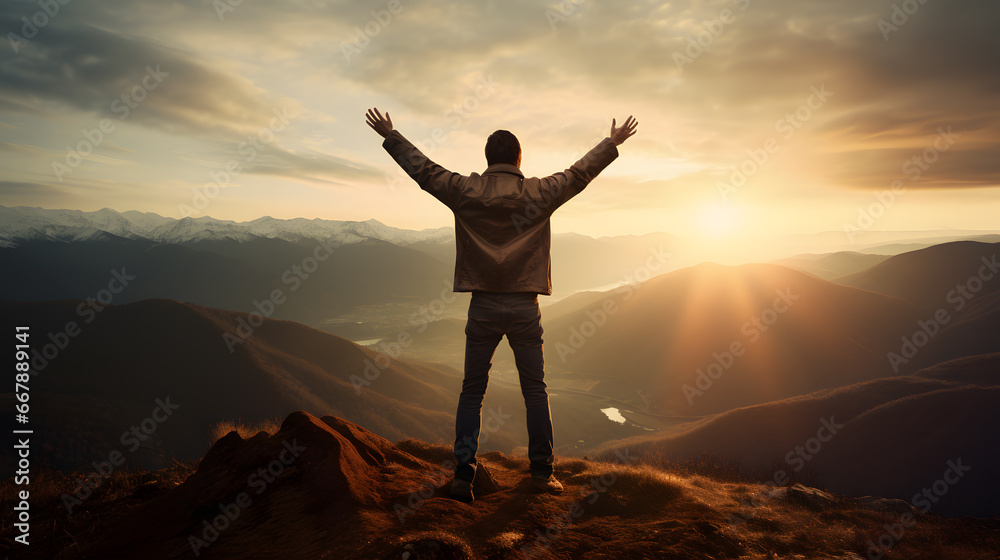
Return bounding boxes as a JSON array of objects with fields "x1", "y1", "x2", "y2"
[
  {"x1": 537, "y1": 137, "x2": 619, "y2": 211},
  {"x1": 382, "y1": 130, "x2": 465, "y2": 210}
]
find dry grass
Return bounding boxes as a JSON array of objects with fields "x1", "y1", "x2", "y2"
[
  {"x1": 209, "y1": 416, "x2": 282, "y2": 444},
  {"x1": 4, "y1": 432, "x2": 999, "y2": 560},
  {"x1": 610, "y1": 448, "x2": 826, "y2": 488},
  {"x1": 0, "y1": 461, "x2": 199, "y2": 560}
]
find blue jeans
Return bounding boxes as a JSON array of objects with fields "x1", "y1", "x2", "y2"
[{"x1": 454, "y1": 291, "x2": 554, "y2": 482}]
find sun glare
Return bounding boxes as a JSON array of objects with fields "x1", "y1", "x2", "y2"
[{"x1": 695, "y1": 203, "x2": 743, "y2": 238}]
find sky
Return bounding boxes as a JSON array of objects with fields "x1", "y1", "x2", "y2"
[{"x1": 1, "y1": 0, "x2": 998, "y2": 240}]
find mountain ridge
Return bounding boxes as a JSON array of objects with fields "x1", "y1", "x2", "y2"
[{"x1": 0, "y1": 205, "x2": 453, "y2": 248}]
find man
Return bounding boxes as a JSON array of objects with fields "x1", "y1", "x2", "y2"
[{"x1": 365, "y1": 107, "x2": 637, "y2": 502}]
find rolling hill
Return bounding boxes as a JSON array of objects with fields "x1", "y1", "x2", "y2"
[
  {"x1": 839, "y1": 241, "x2": 1000, "y2": 311},
  {"x1": 594, "y1": 353, "x2": 1000, "y2": 517},
  {"x1": 774, "y1": 251, "x2": 889, "y2": 280},
  {"x1": 838, "y1": 241, "x2": 1000, "y2": 372},
  {"x1": 541, "y1": 262, "x2": 923, "y2": 415},
  {"x1": 0, "y1": 298, "x2": 645, "y2": 474}
]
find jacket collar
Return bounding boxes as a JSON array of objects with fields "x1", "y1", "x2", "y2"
[{"x1": 483, "y1": 163, "x2": 524, "y2": 177}]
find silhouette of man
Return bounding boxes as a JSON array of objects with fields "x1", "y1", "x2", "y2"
[{"x1": 366, "y1": 108, "x2": 637, "y2": 502}]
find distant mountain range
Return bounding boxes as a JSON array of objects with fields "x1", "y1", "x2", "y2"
[
  {"x1": 0, "y1": 234, "x2": 456, "y2": 327},
  {"x1": 0, "y1": 205, "x2": 454, "y2": 247},
  {"x1": 774, "y1": 251, "x2": 890, "y2": 280},
  {"x1": 0, "y1": 206, "x2": 685, "y2": 325}
]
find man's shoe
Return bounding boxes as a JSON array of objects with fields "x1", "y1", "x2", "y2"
[
  {"x1": 531, "y1": 475, "x2": 564, "y2": 494},
  {"x1": 450, "y1": 478, "x2": 474, "y2": 503}
]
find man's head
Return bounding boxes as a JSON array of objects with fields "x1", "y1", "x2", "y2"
[{"x1": 485, "y1": 130, "x2": 521, "y2": 168}]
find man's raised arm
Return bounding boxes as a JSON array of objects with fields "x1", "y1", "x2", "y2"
[
  {"x1": 365, "y1": 107, "x2": 464, "y2": 209},
  {"x1": 536, "y1": 115, "x2": 639, "y2": 211},
  {"x1": 609, "y1": 115, "x2": 638, "y2": 146}
]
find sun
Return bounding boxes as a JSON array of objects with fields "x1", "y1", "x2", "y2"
[{"x1": 695, "y1": 203, "x2": 743, "y2": 238}]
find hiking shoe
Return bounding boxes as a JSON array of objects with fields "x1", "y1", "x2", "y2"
[
  {"x1": 450, "y1": 478, "x2": 474, "y2": 503},
  {"x1": 531, "y1": 475, "x2": 564, "y2": 494}
]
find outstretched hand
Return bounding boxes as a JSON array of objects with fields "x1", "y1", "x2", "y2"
[
  {"x1": 365, "y1": 107, "x2": 393, "y2": 138},
  {"x1": 610, "y1": 116, "x2": 638, "y2": 146}
]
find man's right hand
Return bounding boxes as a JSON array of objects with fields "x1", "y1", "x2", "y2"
[{"x1": 610, "y1": 116, "x2": 638, "y2": 146}]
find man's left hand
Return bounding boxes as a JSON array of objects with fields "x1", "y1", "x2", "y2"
[{"x1": 366, "y1": 107, "x2": 393, "y2": 138}]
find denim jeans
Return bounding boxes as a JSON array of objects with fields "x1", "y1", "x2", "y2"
[{"x1": 454, "y1": 290, "x2": 554, "y2": 482}]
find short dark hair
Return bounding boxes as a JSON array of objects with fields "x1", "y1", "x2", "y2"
[{"x1": 485, "y1": 130, "x2": 520, "y2": 166}]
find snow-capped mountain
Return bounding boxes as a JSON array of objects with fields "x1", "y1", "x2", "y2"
[{"x1": 0, "y1": 205, "x2": 453, "y2": 247}]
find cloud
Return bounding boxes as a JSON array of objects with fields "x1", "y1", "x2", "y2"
[
  {"x1": 0, "y1": 17, "x2": 298, "y2": 139},
  {"x1": 0, "y1": 180, "x2": 90, "y2": 207},
  {"x1": 239, "y1": 143, "x2": 386, "y2": 184},
  {"x1": 0, "y1": 0, "x2": 997, "y2": 231},
  {"x1": 0, "y1": 1, "x2": 389, "y2": 188},
  {"x1": 317, "y1": 0, "x2": 1000, "y2": 191}
]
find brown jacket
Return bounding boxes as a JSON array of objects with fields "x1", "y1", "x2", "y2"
[{"x1": 382, "y1": 130, "x2": 619, "y2": 295}]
